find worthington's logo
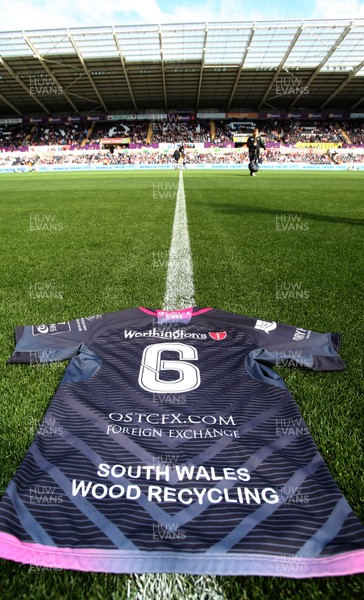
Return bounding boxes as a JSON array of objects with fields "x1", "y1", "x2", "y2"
[{"x1": 124, "y1": 328, "x2": 207, "y2": 340}]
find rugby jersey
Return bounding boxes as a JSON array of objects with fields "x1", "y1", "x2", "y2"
[{"x1": 0, "y1": 306, "x2": 363, "y2": 577}]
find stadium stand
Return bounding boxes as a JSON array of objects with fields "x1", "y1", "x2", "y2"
[
  {"x1": 0, "y1": 21, "x2": 363, "y2": 169},
  {"x1": 0, "y1": 118, "x2": 363, "y2": 171},
  {"x1": 0, "y1": 118, "x2": 363, "y2": 148}
]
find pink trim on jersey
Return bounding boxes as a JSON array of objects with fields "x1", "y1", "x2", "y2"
[
  {"x1": 138, "y1": 307, "x2": 213, "y2": 317},
  {"x1": 192, "y1": 308, "x2": 213, "y2": 316},
  {"x1": 138, "y1": 307, "x2": 156, "y2": 315},
  {"x1": 0, "y1": 532, "x2": 364, "y2": 576}
]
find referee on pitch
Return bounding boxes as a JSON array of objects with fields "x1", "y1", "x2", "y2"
[
  {"x1": 173, "y1": 146, "x2": 180, "y2": 169},
  {"x1": 173, "y1": 145, "x2": 185, "y2": 169},
  {"x1": 246, "y1": 127, "x2": 266, "y2": 176}
]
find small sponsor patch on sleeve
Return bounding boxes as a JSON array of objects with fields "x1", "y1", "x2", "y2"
[
  {"x1": 32, "y1": 322, "x2": 71, "y2": 336},
  {"x1": 254, "y1": 320, "x2": 277, "y2": 334}
]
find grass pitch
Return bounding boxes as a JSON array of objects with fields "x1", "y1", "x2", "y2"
[{"x1": 0, "y1": 170, "x2": 363, "y2": 599}]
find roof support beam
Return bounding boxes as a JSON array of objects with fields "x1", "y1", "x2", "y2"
[
  {"x1": 351, "y1": 94, "x2": 364, "y2": 109},
  {"x1": 0, "y1": 56, "x2": 50, "y2": 113},
  {"x1": 227, "y1": 25, "x2": 255, "y2": 111},
  {"x1": 113, "y1": 29, "x2": 138, "y2": 112},
  {"x1": 289, "y1": 23, "x2": 352, "y2": 109},
  {"x1": 196, "y1": 24, "x2": 208, "y2": 111},
  {"x1": 67, "y1": 31, "x2": 108, "y2": 112},
  {"x1": 158, "y1": 26, "x2": 168, "y2": 112},
  {"x1": 0, "y1": 92, "x2": 22, "y2": 116},
  {"x1": 23, "y1": 35, "x2": 80, "y2": 113},
  {"x1": 258, "y1": 26, "x2": 303, "y2": 109},
  {"x1": 321, "y1": 59, "x2": 364, "y2": 108}
]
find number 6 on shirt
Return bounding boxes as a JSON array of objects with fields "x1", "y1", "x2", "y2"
[{"x1": 138, "y1": 342, "x2": 201, "y2": 393}]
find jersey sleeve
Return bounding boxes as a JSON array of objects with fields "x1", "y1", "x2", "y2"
[
  {"x1": 8, "y1": 315, "x2": 105, "y2": 364},
  {"x1": 249, "y1": 318, "x2": 346, "y2": 372}
]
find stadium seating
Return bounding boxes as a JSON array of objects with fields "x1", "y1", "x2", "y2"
[{"x1": 0, "y1": 118, "x2": 363, "y2": 167}]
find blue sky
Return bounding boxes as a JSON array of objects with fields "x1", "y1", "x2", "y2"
[{"x1": 0, "y1": 0, "x2": 363, "y2": 31}]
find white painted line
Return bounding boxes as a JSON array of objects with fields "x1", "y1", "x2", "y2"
[{"x1": 163, "y1": 170, "x2": 195, "y2": 310}]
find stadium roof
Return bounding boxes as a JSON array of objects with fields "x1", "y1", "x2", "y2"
[{"x1": 0, "y1": 19, "x2": 364, "y2": 117}]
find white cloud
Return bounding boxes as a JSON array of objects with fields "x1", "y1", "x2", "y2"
[
  {"x1": 0, "y1": 0, "x2": 362, "y2": 32},
  {"x1": 0, "y1": 0, "x2": 291, "y2": 31},
  {"x1": 0, "y1": 0, "x2": 165, "y2": 30},
  {"x1": 0, "y1": 1, "x2": 76, "y2": 31},
  {"x1": 312, "y1": 0, "x2": 364, "y2": 18},
  {"x1": 162, "y1": 1, "x2": 269, "y2": 24}
]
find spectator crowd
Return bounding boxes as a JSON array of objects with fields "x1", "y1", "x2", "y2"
[
  {"x1": 0, "y1": 118, "x2": 362, "y2": 150},
  {"x1": 0, "y1": 117, "x2": 363, "y2": 168},
  {"x1": 1, "y1": 147, "x2": 364, "y2": 168}
]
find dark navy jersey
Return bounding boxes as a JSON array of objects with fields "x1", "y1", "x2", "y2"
[
  {"x1": 247, "y1": 134, "x2": 266, "y2": 151},
  {"x1": 1, "y1": 307, "x2": 363, "y2": 577}
]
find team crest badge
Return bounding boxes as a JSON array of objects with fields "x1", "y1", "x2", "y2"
[{"x1": 209, "y1": 331, "x2": 227, "y2": 341}]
